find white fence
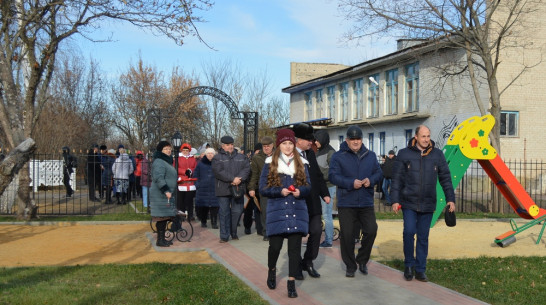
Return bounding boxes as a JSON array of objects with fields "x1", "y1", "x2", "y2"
[{"x1": 29, "y1": 159, "x2": 76, "y2": 192}]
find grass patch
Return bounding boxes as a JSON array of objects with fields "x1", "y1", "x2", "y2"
[
  {"x1": 0, "y1": 263, "x2": 268, "y2": 305},
  {"x1": 381, "y1": 256, "x2": 546, "y2": 305}
]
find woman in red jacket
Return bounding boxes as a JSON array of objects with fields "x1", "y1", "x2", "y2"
[{"x1": 176, "y1": 143, "x2": 198, "y2": 221}]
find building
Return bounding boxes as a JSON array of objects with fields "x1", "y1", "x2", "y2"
[{"x1": 282, "y1": 8, "x2": 546, "y2": 161}]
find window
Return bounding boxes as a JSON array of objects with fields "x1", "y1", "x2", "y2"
[
  {"x1": 338, "y1": 135, "x2": 344, "y2": 150},
  {"x1": 316, "y1": 89, "x2": 324, "y2": 118},
  {"x1": 500, "y1": 111, "x2": 519, "y2": 136},
  {"x1": 305, "y1": 92, "x2": 313, "y2": 120},
  {"x1": 353, "y1": 78, "x2": 363, "y2": 119},
  {"x1": 405, "y1": 63, "x2": 419, "y2": 112},
  {"x1": 368, "y1": 74, "x2": 379, "y2": 118},
  {"x1": 340, "y1": 82, "x2": 349, "y2": 121},
  {"x1": 327, "y1": 86, "x2": 336, "y2": 122},
  {"x1": 385, "y1": 69, "x2": 398, "y2": 115},
  {"x1": 379, "y1": 132, "x2": 386, "y2": 156},
  {"x1": 405, "y1": 129, "x2": 413, "y2": 145},
  {"x1": 368, "y1": 133, "x2": 374, "y2": 151}
]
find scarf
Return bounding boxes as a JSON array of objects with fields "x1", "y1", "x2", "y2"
[{"x1": 153, "y1": 151, "x2": 174, "y2": 166}]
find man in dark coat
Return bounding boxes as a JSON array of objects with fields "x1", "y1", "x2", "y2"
[
  {"x1": 293, "y1": 123, "x2": 330, "y2": 279},
  {"x1": 212, "y1": 135, "x2": 251, "y2": 243},
  {"x1": 86, "y1": 144, "x2": 101, "y2": 202},
  {"x1": 62, "y1": 146, "x2": 76, "y2": 198},
  {"x1": 381, "y1": 150, "x2": 396, "y2": 205},
  {"x1": 247, "y1": 136, "x2": 275, "y2": 240},
  {"x1": 391, "y1": 125, "x2": 455, "y2": 282}
]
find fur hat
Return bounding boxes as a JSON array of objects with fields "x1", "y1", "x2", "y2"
[
  {"x1": 156, "y1": 141, "x2": 172, "y2": 152},
  {"x1": 293, "y1": 123, "x2": 315, "y2": 141},
  {"x1": 275, "y1": 128, "x2": 296, "y2": 147}
]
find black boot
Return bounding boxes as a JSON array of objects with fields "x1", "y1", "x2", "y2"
[
  {"x1": 267, "y1": 268, "x2": 276, "y2": 289},
  {"x1": 121, "y1": 192, "x2": 127, "y2": 205},
  {"x1": 287, "y1": 280, "x2": 297, "y2": 298},
  {"x1": 116, "y1": 193, "x2": 121, "y2": 204},
  {"x1": 156, "y1": 230, "x2": 170, "y2": 247},
  {"x1": 211, "y1": 213, "x2": 218, "y2": 229}
]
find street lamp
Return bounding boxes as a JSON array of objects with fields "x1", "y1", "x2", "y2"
[{"x1": 171, "y1": 131, "x2": 182, "y2": 213}]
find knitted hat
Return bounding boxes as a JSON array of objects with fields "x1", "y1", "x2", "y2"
[
  {"x1": 156, "y1": 141, "x2": 172, "y2": 152},
  {"x1": 118, "y1": 144, "x2": 125, "y2": 149},
  {"x1": 181, "y1": 143, "x2": 191, "y2": 150},
  {"x1": 275, "y1": 128, "x2": 296, "y2": 147}
]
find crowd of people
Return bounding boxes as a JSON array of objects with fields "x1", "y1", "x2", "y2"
[{"x1": 65, "y1": 123, "x2": 455, "y2": 299}]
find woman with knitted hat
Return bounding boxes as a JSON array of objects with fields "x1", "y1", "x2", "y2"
[
  {"x1": 149, "y1": 141, "x2": 177, "y2": 247},
  {"x1": 259, "y1": 128, "x2": 311, "y2": 298}
]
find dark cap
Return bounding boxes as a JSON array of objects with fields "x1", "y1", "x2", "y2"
[
  {"x1": 346, "y1": 126, "x2": 363, "y2": 139},
  {"x1": 388, "y1": 150, "x2": 395, "y2": 155},
  {"x1": 254, "y1": 143, "x2": 263, "y2": 151},
  {"x1": 293, "y1": 123, "x2": 315, "y2": 141},
  {"x1": 92, "y1": 144, "x2": 99, "y2": 149},
  {"x1": 221, "y1": 135, "x2": 234, "y2": 144},
  {"x1": 99, "y1": 145, "x2": 107, "y2": 151},
  {"x1": 260, "y1": 136, "x2": 274, "y2": 145},
  {"x1": 118, "y1": 144, "x2": 125, "y2": 149}
]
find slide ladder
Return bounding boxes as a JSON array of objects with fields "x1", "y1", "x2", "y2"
[{"x1": 432, "y1": 115, "x2": 546, "y2": 247}]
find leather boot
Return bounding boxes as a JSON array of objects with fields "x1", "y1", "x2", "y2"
[
  {"x1": 116, "y1": 193, "x2": 121, "y2": 205},
  {"x1": 156, "y1": 230, "x2": 170, "y2": 247},
  {"x1": 211, "y1": 214, "x2": 218, "y2": 229},
  {"x1": 287, "y1": 280, "x2": 297, "y2": 298},
  {"x1": 267, "y1": 268, "x2": 276, "y2": 289},
  {"x1": 121, "y1": 192, "x2": 127, "y2": 205}
]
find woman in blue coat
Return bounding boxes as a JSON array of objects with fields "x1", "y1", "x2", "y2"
[
  {"x1": 194, "y1": 148, "x2": 219, "y2": 228},
  {"x1": 259, "y1": 128, "x2": 311, "y2": 299}
]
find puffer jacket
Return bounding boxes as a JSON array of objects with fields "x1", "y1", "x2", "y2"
[
  {"x1": 390, "y1": 138, "x2": 455, "y2": 212},
  {"x1": 259, "y1": 157, "x2": 311, "y2": 236},
  {"x1": 329, "y1": 141, "x2": 382, "y2": 208},
  {"x1": 194, "y1": 157, "x2": 218, "y2": 208},
  {"x1": 212, "y1": 148, "x2": 250, "y2": 197},
  {"x1": 112, "y1": 153, "x2": 134, "y2": 180}
]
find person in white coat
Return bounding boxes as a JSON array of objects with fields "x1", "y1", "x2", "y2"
[{"x1": 112, "y1": 145, "x2": 134, "y2": 204}]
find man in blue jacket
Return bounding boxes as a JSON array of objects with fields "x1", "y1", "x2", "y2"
[
  {"x1": 329, "y1": 125, "x2": 382, "y2": 278},
  {"x1": 391, "y1": 125, "x2": 455, "y2": 282}
]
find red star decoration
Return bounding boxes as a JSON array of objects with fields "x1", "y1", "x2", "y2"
[{"x1": 470, "y1": 138, "x2": 479, "y2": 148}]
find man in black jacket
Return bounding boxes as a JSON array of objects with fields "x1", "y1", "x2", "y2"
[
  {"x1": 381, "y1": 150, "x2": 396, "y2": 205},
  {"x1": 293, "y1": 123, "x2": 330, "y2": 279},
  {"x1": 391, "y1": 125, "x2": 455, "y2": 282}
]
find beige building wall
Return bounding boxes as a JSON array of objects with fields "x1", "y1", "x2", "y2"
[
  {"x1": 496, "y1": 3, "x2": 546, "y2": 161},
  {"x1": 290, "y1": 62, "x2": 348, "y2": 85}
]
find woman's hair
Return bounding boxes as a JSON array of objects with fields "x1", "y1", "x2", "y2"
[{"x1": 266, "y1": 147, "x2": 308, "y2": 187}]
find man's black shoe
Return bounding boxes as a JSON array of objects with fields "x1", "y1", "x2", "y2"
[
  {"x1": 345, "y1": 270, "x2": 355, "y2": 278},
  {"x1": 263, "y1": 236, "x2": 269, "y2": 241},
  {"x1": 359, "y1": 263, "x2": 368, "y2": 275},
  {"x1": 415, "y1": 272, "x2": 428, "y2": 282},
  {"x1": 244, "y1": 228, "x2": 251, "y2": 235},
  {"x1": 404, "y1": 267, "x2": 414, "y2": 281},
  {"x1": 294, "y1": 273, "x2": 304, "y2": 281},
  {"x1": 304, "y1": 265, "x2": 320, "y2": 278}
]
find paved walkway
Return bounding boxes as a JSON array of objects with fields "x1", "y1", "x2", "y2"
[{"x1": 147, "y1": 223, "x2": 489, "y2": 305}]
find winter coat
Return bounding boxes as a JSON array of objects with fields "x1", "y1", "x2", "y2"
[
  {"x1": 329, "y1": 141, "x2": 383, "y2": 208},
  {"x1": 62, "y1": 152, "x2": 76, "y2": 175},
  {"x1": 135, "y1": 157, "x2": 143, "y2": 177},
  {"x1": 300, "y1": 149, "x2": 329, "y2": 216},
  {"x1": 212, "y1": 148, "x2": 250, "y2": 197},
  {"x1": 381, "y1": 156, "x2": 396, "y2": 179},
  {"x1": 140, "y1": 158, "x2": 152, "y2": 187},
  {"x1": 112, "y1": 153, "x2": 134, "y2": 180},
  {"x1": 259, "y1": 156, "x2": 311, "y2": 236},
  {"x1": 101, "y1": 153, "x2": 116, "y2": 186},
  {"x1": 87, "y1": 150, "x2": 102, "y2": 183},
  {"x1": 315, "y1": 130, "x2": 336, "y2": 187},
  {"x1": 150, "y1": 152, "x2": 177, "y2": 217},
  {"x1": 194, "y1": 157, "x2": 218, "y2": 208},
  {"x1": 176, "y1": 153, "x2": 198, "y2": 191},
  {"x1": 390, "y1": 139, "x2": 455, "y2": 213},
  {"x1": 248, "y1": 150, "x2": 268, "y2": 192}
]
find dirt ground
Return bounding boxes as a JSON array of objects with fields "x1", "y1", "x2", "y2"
[{"x1": 0, "y1": 219, "x2": 544, "y2": 268}]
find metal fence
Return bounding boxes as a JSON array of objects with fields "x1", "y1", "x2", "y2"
[{"x1": 1, "y1": 153, "x2": 545, "y2": 216}]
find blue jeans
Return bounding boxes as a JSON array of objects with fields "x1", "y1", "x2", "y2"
[
  {"x1": 142, "y1": 186, "x2": 149, "y2": 207},
  {"x1": 402, "y1": 208, "x2": 433, "y2": 273},
  {"x1": 382, "y1": 178, "x2": 392, "y2": 204},
  {"x1": 321, "y1": 185, "x2": 336, "y2": 244},
  {"x1": 218, "y1": 196, "x2": 244, "y2": 240}
]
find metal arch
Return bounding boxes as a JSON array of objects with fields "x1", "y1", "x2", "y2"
[{"x1": 172, "y1": 86, "x2": 242, "y2": 119}]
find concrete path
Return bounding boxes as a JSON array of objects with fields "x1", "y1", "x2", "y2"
[{"x1": 148, "y1": 223, "x2": 489, "y2": 305}]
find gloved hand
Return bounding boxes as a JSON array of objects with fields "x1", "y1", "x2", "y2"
[{"x1": 185, "y1": 169, "x2": 192, "y2": 178}]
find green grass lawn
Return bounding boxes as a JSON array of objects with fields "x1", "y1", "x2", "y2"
[{"x1": 382, "y1": 256, "x2": 545, "y2": 305}]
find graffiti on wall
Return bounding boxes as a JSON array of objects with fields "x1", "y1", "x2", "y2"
[{"x1": 436, "y1": 116, "x2": 458, "y2": 148}]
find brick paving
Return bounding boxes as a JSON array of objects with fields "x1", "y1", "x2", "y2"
[{"x1": 148, "y1": 223, "x2": 489, "y2": 305}]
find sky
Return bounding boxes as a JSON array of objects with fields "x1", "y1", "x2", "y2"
[{"x1": 73, "y1": 0, "x2": 396, "y2": 99}]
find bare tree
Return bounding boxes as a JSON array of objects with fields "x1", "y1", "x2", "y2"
[
  {"x1": 337, "y1": 0, "x2": 542, "y2": 152},
  {"x1": 0, "y1": 0, "x2": 212, "y2": 218}
]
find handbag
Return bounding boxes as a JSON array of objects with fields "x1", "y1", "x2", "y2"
[
  {"x1": 230, "y1": 184, "x2": 245, "y2": 199},
  {"x1": 444, "y1": 208, "x2": 456, "y2": 227}
]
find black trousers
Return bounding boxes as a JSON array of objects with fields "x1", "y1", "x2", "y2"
[
  {"x1": 302, "y1": 214, "x2": 322, "y2": 267},
  {"x1": 243, "y1": 199, "x2": 263, "y2": 234},
  {"x1": 338, "y1": 207, "x2": 377, "y2": 272},
  {"x1": 177, "y1": 191, "x2": 195, "y2": 218},
  {"x1": 63, "y1": 171, "x2": 73, "y2": 196},
  {"x1": 268, "y1": 233, "x2": 302, "y2": 278},
  {"x1": 88, "y1": 175, "x2": 97, "y2": 200}
]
